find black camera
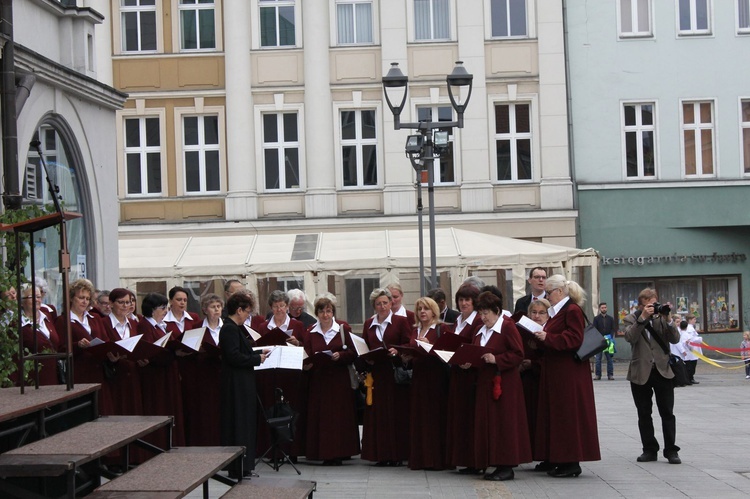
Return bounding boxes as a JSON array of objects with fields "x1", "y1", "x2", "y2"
[{"x1": 651, "y1": 302, "x2": 671, "y2": 315}]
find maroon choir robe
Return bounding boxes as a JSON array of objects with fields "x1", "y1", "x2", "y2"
[
  {"x1": 407, "y1": 325, "x2": 451, "y2": 470},
  {"x1": 97, "y1": 315, "x2": 144, "y2": 417},
  {"x1": 20, "y1": 315, "x2": 61, "y2": 386},
  {"x1": 303, "y1": 321, "x2": 360, "y2": 461},
  {"x1": 445, "y1": 313, "x2": 484, "y2": 468},
  {"x1": 471, "y1": 317, "x2": 531, "y2": 469},
  {"x1": 55, "y1": 312, "x2": 114, "y2": 415},
  {"x1": 534, "y1": 301, "x2": 601, "y2": 463},
  {"x1": 360, "y1": 313, "x2": 412, "y2": 463},
  {"x1": 137, "y1": 319, "x2": 186, "y2": 447}
]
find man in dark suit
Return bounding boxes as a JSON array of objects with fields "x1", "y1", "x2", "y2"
[
  {"x1": 593, "y1": 302, "x2": 617, "y2": 380},
  {"x1": 287, "y1": 288, "x2": 317, "y2": 328},
  {"x1": 513, "y1": 267, "x2": 548, "y2": 314},
  {"x1": 623, "y1": 288, "x2": 681, "y2": 465},
  {"x1": 427, "y1": 288, "x2": 460, "y2": 324}
]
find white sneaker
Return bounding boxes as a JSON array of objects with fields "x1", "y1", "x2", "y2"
[{"x1": 746, "y1": 375, "x2": 750, "y2": 379}]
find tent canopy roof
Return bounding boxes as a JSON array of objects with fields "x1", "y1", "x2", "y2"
[{"x1": 119, "y1": 227, "x2": 598, "y2": 279}]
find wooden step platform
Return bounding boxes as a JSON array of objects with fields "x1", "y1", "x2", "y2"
[
  {"x1": 0, "y1": 415, "x2": 173, "y2": 478},
  {"x1": 224, "y1": 477, "x2": 316, "y2": 499},
  {"x1": 87, "y1": 446, "x2": 244, "y2": 499}
]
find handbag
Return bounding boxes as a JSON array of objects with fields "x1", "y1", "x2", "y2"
[
  {"x1": 339, "y1": 326, "x2": 360, "y2": 390},
  {"x1": 393, "y1": 364, "x2": 413, "y2": 385},
  {"x1": 668, "y1": 354, "x2": 689, "y2": 387},
  {"x1": 574, "y1": 320, "x2": 608, "y2": 362}
]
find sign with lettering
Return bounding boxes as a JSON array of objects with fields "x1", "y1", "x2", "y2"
[{"x1": 602, "y1": 252, "x2": 746, "y2": 266}]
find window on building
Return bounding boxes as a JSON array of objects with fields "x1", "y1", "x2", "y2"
[
  {"x1": 491, "y1": 0, "x2": 527, "y2": 37},
  {"x1": 417, "y1": 105, "x2": 455, "y2": 184},
  {"x1": 623, "y1": 102, "x2": 656, "y2": 179},
  {"x1": 183, "y1": 115, "x2": 221, "y2": 194},
  {"x1": 262, "y1": 112, "x2": 300, "y2": 190},
  {"x1": 681, "y1": 101, "x2": 715, "y2": 177},
  {"x1": 179, "y1": 0, "x2": 216, "y2": 50},
  {"x1": 345, "y1": 275, "x2": 380, "y2": 324},
  {"x1": 124, "y1": 117, "x2": 162, "y2": 196},
  {"x1": 260, "y1": 0, "x2": 296, "y2": 47},
  {"x1": 742, "y1": 100, "x2": 750, "y2": 174},
  {"x1": 336, "y1": 0, "x2": 373, "y2": 44},
  {"x1": 494, "y1": 103, "x2": 532, "y2": 182},
  {"x1": 341, "y1": 109, "x2": 378, "y2": 188},
  {"x1": 678, "y1": 0, "x2": 711, "y2": 35},
  {"x1": 618, "y1": 0, "x2": 652, "y2": 37},
  {"x1": 121, "y1": 0, "x2": 157, "y2": 52},
  {"x1": 414, "y1": 0, "x2": 450, "y2": 41},
  {"x1": 614, "y1": 275, "x2": 741, "y2": 332},
  {"x1": 739, "y1": 0, "x2": 750, "y2": 32}
]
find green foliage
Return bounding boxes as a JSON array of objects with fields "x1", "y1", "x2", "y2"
[{"x1": 0, "y1": 204, "x2": 54, "y2": 387}]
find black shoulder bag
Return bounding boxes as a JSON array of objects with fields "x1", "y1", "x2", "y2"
[{"x1": 574, "y1": 314, "x2": 609, "y2": 362}]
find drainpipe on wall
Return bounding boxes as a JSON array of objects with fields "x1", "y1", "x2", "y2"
[
  {"x1": 16, "y1": 73, "x2": 35, "y2": 114},
  {"x1": 1, "y1": 0, "x2": 21, "y2": 211},
  {"x1": 561, "y1": 0, "x2": 581, "y2": 249}
]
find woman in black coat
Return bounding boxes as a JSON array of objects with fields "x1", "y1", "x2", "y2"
[{"x1": 220, "y1": 291, "x2": 269, "y2": 479}]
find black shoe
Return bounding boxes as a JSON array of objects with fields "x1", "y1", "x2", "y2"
[
  {"x1": 664, "y1": 452, "x2": 681, "y2": 464},
  {"x1": 608, "y1": 375, "x2": 614, "y2": 380},
  {"x1": 636, "y1": 452, "x2": 657, "y2": 462},
  {"x1": 547, "y1": 463, "x2": 581, "y2": 478},
  {"x1": 458, "y1": 466, "x2": 484, "y2": 475},
  {"x1": 533, "y1": 461, "x2": 555, "y2": 472},
  {"x1": 388, "y1": 461, "x2": 404, "y2": 467},
  {"x1": 690, "y1": 380, "x2": 699, "y2": 385},
  {"x1": 374, "y1": 461, "x2": 389, "y2": 467},
  {"x1": 484, "y1": 467, "x2": 514, "y2": 481}
]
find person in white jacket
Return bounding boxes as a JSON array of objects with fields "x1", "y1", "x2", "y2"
[{"x1": 681, "y1": 315, "x2": 702, "y2": 385}]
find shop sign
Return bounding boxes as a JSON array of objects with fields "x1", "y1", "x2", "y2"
[{"x1": 602, "y1": 252, "x2": 747, "y2": 266}]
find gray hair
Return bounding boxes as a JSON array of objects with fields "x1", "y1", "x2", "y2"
[
  {"x1": 463, "y1": 275, "x2": 485, "y2": 290},
  {"x1": 369, "y1": 287, "x2": 392, "y2": 308},
  {"x1": 35, "y1": 276, "x2": 49, "y2": 295},
  {"x1": 268, "y1": 289, "x2": 290, "y2": 307},
  {"x1": 546, "y1": 274, "x2": 587, "y2": 307},
  {"x1": 287, "y1": 288, "x2": 307, "y2": 303}
]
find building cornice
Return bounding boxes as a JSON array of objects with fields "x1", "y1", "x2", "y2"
[{"x1": 577, "y1": 180, "x2": 750, "y2": 191}]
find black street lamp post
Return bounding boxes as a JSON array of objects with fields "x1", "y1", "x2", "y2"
[{"x1": 382, "y1": 61, "x2": 473, "y2": 296}]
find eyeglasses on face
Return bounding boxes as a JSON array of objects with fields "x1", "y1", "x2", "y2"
[{"x1": 531, "y1": 275, "x2": 547, "y2": 280}]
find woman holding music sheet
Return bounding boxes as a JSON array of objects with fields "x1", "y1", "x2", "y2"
[
  {"x1": 257, "y1": 290, "x2": 309, "y2": 460},
  {"x1": 137, "y1": 292, "x2": 185, "y2": 446},
  {"x1": 520, "y1": 298, "x2": 549, "y2": 470},
  {"x1": 220, "y1": 292, "x2": 269, "y2": 479},
  {"x1": 181, "y1": 294, "x2": 225, "y2": 446},
  {"x1": 446, "y1": 283, "x2": 485, "y2": 474},
  {"x1": 19, "y1": 284, "x2": 61, "y2": 385},
  {"x1": 404, "y1": 297, "x2": 451, "y2": 470},
  {"x1": 55, "y1": 279, "x2": 114, "y2": 412},
  {"x1": 533, "y1": 275, "x2": 600, "y2": 478},
  {"x1": 471, "y1": 291, "x2": 530, "y2": 481},
  {"x1": 303, "y1": 296, "x2": 360, "y2": 465},
  {"x1": 361, "y1": 288, "x2": 412, "y2": 467}
]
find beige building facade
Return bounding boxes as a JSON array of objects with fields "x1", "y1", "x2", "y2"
[{"x1": 108, "y1": 0, "x2": 579, "y2": 319}]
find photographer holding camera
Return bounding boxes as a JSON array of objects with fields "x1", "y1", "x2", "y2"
[{"x1": 623, "y1": 288, "x2": 682, "y2": 465}]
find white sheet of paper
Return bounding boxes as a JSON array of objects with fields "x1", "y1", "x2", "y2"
[
  {"x1": 88, "y1": 337, "x2": 105, "y2": 346},
  {"x1": 253, "y1": 345, "x2": 305, "y2": 370},
  {"x1": 181, "y1": 327, "x2": 205, "y2": 351},
  {"x1": 244, "y1": 325, "x2": 261, "y2": 341},
  {"x1": 433, "y1": 349, "x2": 454, "y2": 363},
  {"x1": 154, "y1": 332, "x2": 171, "y2": 348},
  {"x1": 416, "y1": 340, "x2": 433, "y2": 352},
  {"x1": 516, "y1": 315, "x2": 543, "y2": 333},
  {"x1": 117, "y1": 334, "x2": 142, "y2": 352},
  {"x1": 350, "y1": 334, "x2": 370, "y2": 356}
]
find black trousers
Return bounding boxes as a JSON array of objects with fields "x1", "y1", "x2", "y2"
[
  {"x1": 685, "y1": 359, "x2": 697, "y2": 381},
  {"x1": 630, "y1": 367, "x2": 679, "y2": 455}
]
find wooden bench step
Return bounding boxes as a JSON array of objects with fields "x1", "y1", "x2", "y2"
[
  {"x1": 223, "y1": 477, "x2": 316, "y2": 499},
  {"x1": 0, "y1": 415, "x2": 172, "y2": 477},
  {"x1": 87, "y1": 446, "x2": 244, "y2": 499}
]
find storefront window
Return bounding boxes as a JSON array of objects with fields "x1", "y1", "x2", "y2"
[{"x1": 614, "y1": 275, "x2": 741, "y2": 332}]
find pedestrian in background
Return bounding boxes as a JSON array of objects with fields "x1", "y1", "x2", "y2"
[{"x1": 593, "y1": 302, "x2": 616, "y2": 380}]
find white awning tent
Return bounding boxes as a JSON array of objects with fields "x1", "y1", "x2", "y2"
[{"x1": 119, "y1": 227, "x2": 600, "y2": 309}]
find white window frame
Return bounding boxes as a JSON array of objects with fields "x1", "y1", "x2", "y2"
[
  {"x1": 116, "y1": 107, "x2": 168, "y2": 199},
  {"x1": 676, "y1": 0, "x2": 712, "y2": 36},
  {"x1": 487, "y1": 0, "x2": 529, "y2": 39},
  {"x1": 344, "y1": 275, "x2": 380, "y2": 325},
  {"x1": 739, "y1": 98, "x2": 750, "y2": 176},
  {"x1": 252, "y1": 0, "x2": 301, "y2": 49},
  {"x1": 334, "y1": 105, "x2": 382, "y2": 190},
  {"x1": 115, "y1": 0, "x2": 163, "y2": 55},
  {"x1": 172, "y1": 0, "x2": 223, "y2": 52},
  {"x1": 621, "y1": 101, "x2": 658, "y2": 180},
  {"x1": 173, "y1": 104, "x2": 226, "y2": 196},
  {"x1": 680, "y1": 99, "x2": 717, "y2": 178},
  {"x1": 331, "y1": 0, "x2": 378, "y2": 46},
  {"x1": 254, "y1": 102, "x2": 306, "y2": 193},
  {"x1": 123, "y1": 116, "x2": 164, "y2": 197},
  {"x1": 489, "y1": 98, "x2": 537, "y2": 184},
  {"x1": 737, "y1": 0, "x2": 750, "y2": 33},
  {"x1": 617, "y1": 0, "x2": 653, "y2": 38},
  {"x1": 407, "y1": 0, "x2": 456, "y2": 43},
  {"x1": 413, "y1": 103, "x2": 458, "y2": 186}
]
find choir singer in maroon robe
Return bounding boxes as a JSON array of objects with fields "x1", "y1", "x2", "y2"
[
  {"x1": 533, "y1": 275, "x2": 601, "y2": 478},
  {"x1": 303, "y1": 296, "x2": 360, "y2": 465}
]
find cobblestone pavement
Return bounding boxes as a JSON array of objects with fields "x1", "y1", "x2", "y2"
[{"x1": 190, "y1": 360, "x2": 750, "y2": 498}]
